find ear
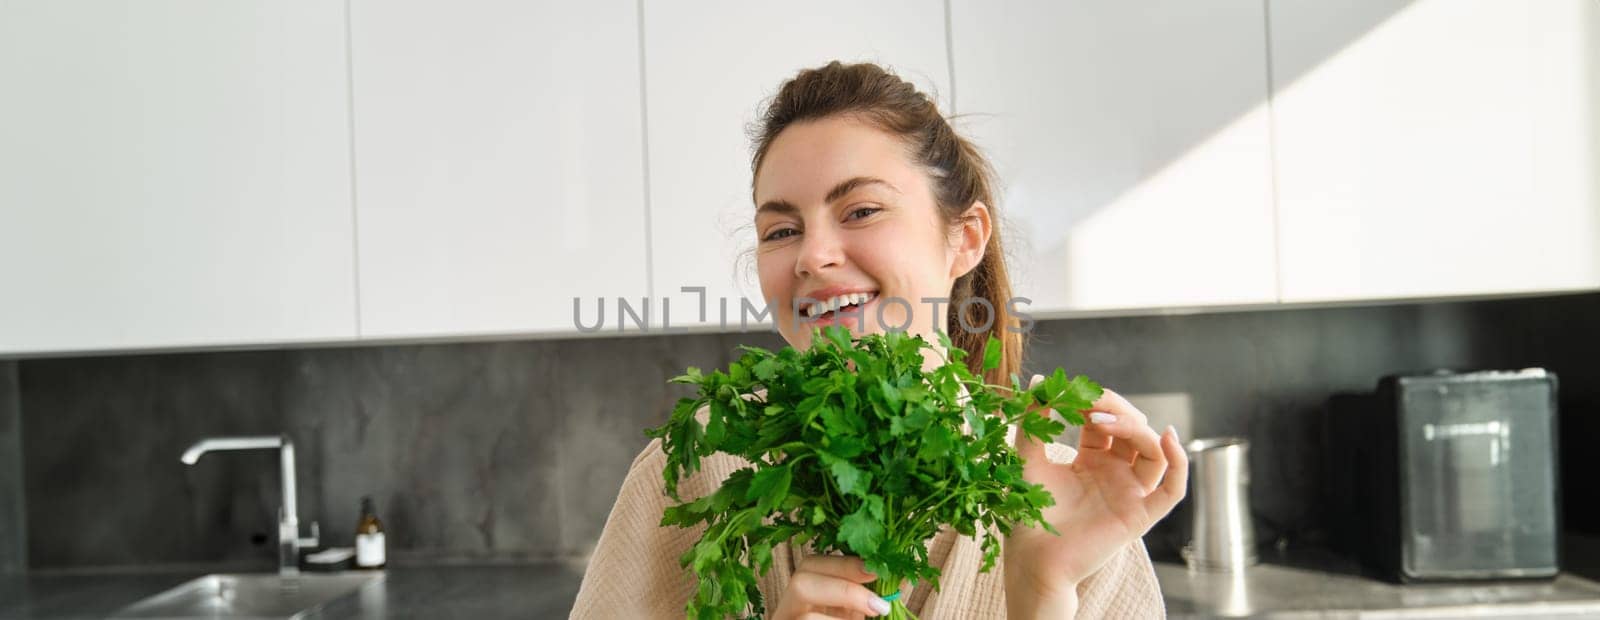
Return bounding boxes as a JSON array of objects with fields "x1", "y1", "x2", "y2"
[{"x1": 948, "y1": 201, "x2": 992, "y2": 279}]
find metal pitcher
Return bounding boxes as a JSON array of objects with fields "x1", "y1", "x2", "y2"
[{"x1": 1183, "y1": 437, "x2": 1257, "y2": 571}]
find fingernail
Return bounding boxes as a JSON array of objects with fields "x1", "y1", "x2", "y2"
[
  {"x1": 870, "y1": 597, "x2": 891, "y2": 615},
  {"x1": 1090, "y1": 411, "x2": 1116, "y2": 425},
  {"x1": 1167, "y1": 424, "x2": 1179, "y2": 439}
]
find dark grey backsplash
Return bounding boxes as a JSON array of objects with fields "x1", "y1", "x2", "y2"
[
  {"x1": 2, "y1": 292, "x2": 1596, "y2": 571},
  {"x1": 1027, "y1": 293, "x2": 1600, "y2": 558},
  {"x1": 1, "y1": 361, "x2": 24, "y2": 574}
]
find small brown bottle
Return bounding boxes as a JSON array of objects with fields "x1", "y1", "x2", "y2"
[{"x1": 354, "y1": 496, "x2": 386, "y2": 570}]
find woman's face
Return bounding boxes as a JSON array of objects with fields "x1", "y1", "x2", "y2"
[{"x1": 753, "y1": 115, "x2": 990, "y2": 352}]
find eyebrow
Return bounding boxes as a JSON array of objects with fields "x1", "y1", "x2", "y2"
[{"x1": 755, "y1": 176, "x2": 900, "y2": 218}]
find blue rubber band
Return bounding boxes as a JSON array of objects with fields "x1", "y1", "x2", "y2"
[{"x1": 881, "y1": 591, "x2": 902, "y2": 603}]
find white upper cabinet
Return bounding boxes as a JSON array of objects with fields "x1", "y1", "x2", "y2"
[
  {"x1": 6, "y1": 2, "x2": 1594, "y2": 357},
  {"x1": 0, "y1": 0, "x2": 356, "y2": 356},
  {"x1": 1271, "y1": 0, "x2": 1600, "y2": 303},
  {"x1": 950, "y1": 0, "x2": 1279, "y2": 314},
  {"x1": 641, "y1": 0, "x2": 950, "y2": 330},
  {"x1": 349, "y1": 0, "x2": 649, "y2": 339}
]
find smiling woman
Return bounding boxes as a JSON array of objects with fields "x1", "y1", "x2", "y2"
[
  {"x1": 748, "y1": 69, "x2": 1024, "y2": 388},
  {"x1": 571, "y1": 61, "x2": 1183, "y2": 619}
]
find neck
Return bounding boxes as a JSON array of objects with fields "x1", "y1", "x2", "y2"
[{"x1": 916, "y1": 328, "x2": 956, "y2": 375}]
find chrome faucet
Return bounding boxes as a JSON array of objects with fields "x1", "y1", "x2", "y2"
[{"x1": 181, "y1": 434, "x2": 320, "y2": 577}]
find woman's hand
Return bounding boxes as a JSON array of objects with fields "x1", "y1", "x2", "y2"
[
  {"x1": 773, "y1": 554, "x2": 897, "y2": 619},
  {"x1": 1003, "y1": 375, "x2": 1189, "y2": 617}
]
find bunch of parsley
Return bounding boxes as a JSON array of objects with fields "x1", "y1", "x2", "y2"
[{"x1": 645, "y1": 325, "x2": 1102, "y2": 620}]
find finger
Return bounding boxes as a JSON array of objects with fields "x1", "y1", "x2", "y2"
[
  {"x1": 1143, "y1": 425, "x2": 1190, "y2": 518},
  {"x1": 1076, "y1": 388, "x2": 1148, "y2": 452},
  {"x1": 1081, "y1": 405, "x2": 1161, "y2": 459},
  {"x1": 1081, "y1": 410, "x2": 1166, "y2": 485},
  {"x1": 796, "y1": 554, "x2": 877, "y2": 583},
  {"x1": 1105, "y1": 426, "x2": 1141, "y2": 465},
  {"x1": 1084, "y1": 388, "x2": 1148, "y2": 423},
  {"x1": 1015, "y1": 374, "x2": 1049, "y2": 464},
  {"x1": 787, "y1": 571, "x2": 890, "y2": 618},
  {"x1": 1086, "y1": 411, "x2": 1168, "y2": 492},
  {"x1": 1131, "y1": 438, "x2": 1168, "y2": 493},
  {"x1": 818, "y1": 607, "x2": 865, "y2": 620}
]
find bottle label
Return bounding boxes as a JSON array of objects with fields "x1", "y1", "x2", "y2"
[{"x1": 356, "y1": 532, "x2": 386, "y2": 567}]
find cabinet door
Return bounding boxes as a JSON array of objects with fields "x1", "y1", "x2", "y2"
[
  {"x1": 350, "y1": 0, "x2": 648, "y2": 339},
  {"x1": 1272, "y1": 0, "x2": 1600, "y2": 303},
  {"x1": 951, "y1": 1, "x2": 1279, "y2": 314},
  {"x1": 642, "y1": 0, "x2": 950, "y2": 330},
  {"x1": 0, "y1": 1, "x2": 356, "y2": 356}
]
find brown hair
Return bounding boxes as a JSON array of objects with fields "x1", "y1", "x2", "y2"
[{"x1": 750, "y1": 61, "x2": 1025, "y2": 388}]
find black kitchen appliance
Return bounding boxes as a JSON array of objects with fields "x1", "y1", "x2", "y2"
[{"x1": 1326, "y1": 368, "x2": 1561, "y2": 583}]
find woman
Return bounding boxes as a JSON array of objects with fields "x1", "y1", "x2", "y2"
[{"x1": 572, "y1": 61, "x2": 1187, "y2": 619}]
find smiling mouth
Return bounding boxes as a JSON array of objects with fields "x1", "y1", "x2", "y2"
[{"x1": 803, "y1": 292, "x2": 879, "y2": 321}]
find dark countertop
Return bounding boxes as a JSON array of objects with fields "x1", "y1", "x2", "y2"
[
  {"x1": 1157, "y1": 562, "x2": 1600, "y2": 619},
  {"x1": 1156, "y1": 537, "x2": 1600, "y2": 619},
  {"x1": 0, "y1": 563, "x2": 584, "y2": 619},
  {"x1": 5, "y1": 546, "x2": 1600, "y2": 619}
]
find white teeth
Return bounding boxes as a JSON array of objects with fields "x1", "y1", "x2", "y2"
[{"x1": 804, "y1": 292, "x2": 877, "y2": 317}]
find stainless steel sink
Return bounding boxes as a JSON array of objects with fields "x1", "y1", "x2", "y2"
[{"x1": 111, "y1": 572, "x2": 384, "y2": 619}]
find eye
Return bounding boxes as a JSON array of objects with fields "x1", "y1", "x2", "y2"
[
  {"x1": 846, "y1": 206, "x2": 881, "y2": 221},
  {"x1": 762, "y1": 227, "x2": 798, "y2": 242}
]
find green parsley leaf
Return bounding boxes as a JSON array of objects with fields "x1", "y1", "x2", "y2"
[{"x1": 839, "y1": 504, "x2": 884, "y2": 555}]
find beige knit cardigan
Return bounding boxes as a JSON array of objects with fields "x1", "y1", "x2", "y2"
[{"x1": 571, "y1": 399, "x2": 1167, "y2": 619}]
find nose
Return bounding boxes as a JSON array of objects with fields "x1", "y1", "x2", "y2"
[{"x1": 794, "y1": 224, "x2": 845, "y2": 279}]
